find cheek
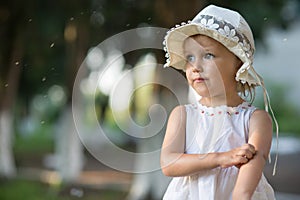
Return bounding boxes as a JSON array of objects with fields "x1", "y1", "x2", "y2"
[
  {"x1": 207, "y1": 64, "x2": 223, "y2": 80},
  {"x1": 213, "y1": 61, "x2": 236, "y2": 80},
  {"x1": 185, "y1": 68, "x2": 193, "y2": 80}
]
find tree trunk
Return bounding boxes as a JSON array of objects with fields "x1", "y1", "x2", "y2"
[
  {"x1": 0, "y1": 111, "x2": 16, "y2": 178},
  {"x1": 55, "y1": 106, "x2": 84, "y2": 182},
  {"x1": 55, "y1": 13, "x2": 89, "y2": 182},
  {"x1": 0, "y1": 26, "x2": 23, "y2": 177}
]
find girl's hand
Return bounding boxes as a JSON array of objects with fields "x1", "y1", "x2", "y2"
[{"x1": 218, "y1": 144, "x2": 256, "y2": 168}]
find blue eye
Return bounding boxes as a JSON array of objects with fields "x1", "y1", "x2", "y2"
[
  {"x1": 204, "y1": 53, "x2": 215, "y2": 60},
  {"x1": 186, "y1": 55, "x2": 195, "y2": 62}
]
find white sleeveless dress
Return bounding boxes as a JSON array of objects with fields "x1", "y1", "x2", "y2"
[{"x1": 163, "y1": 101, "x2": 275, "y2": 200}]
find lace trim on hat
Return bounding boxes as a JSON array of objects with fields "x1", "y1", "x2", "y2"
[
  {"x1": 194, "y1": 15, "x2": 254, "y2": 58},
  {"x1": 163, "y1": 15, "x2": 255, "y2": 67}
]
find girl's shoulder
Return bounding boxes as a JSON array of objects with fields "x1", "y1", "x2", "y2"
[
  {"x1": 250, "y1": 109, "x2": 272, "y2": 124},
  {"x1": 168, "y1": 105, "x2": 187, "y2": 123}
]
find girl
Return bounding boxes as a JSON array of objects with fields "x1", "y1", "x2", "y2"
[{"x1": 161, "y1": 5, "x2": 277, "y2": 200}]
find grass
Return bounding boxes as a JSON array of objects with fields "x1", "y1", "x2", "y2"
[
  {"x1": 0, "y1": 179, "x2": 63, "y2": 200},
  {"x1": 0, "y1": 179, "x2": 127, "y2": 200},
  {"x1": 14, "y1": 123, "x2": 54, "y2": 155}
]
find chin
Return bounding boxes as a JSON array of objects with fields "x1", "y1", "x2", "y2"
[{"x1": 193, "y1": 88, "x2": 210, "y2": 98}]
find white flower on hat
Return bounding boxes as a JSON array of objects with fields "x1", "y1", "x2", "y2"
[
  {"x1": 239, "y1": 39, "x2": 251, "y2": 58},
  {"x1": 218, "y1": 25, "x2": 239, "y2": 42},
  {"x1": 200, "y1": 18, "x2": 219, "y2": 29}
]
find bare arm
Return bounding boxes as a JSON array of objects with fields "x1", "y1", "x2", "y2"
[
  {"x1": 160, "y1": 105, "x2": 256, "y2": 177},
  {"x1": 232, "y1": 110, "x2": 273, "y2": 200}
]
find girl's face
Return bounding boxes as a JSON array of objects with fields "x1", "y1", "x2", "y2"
[{"x1": 184, "y1": 35, "x2": 241, "y2": 99}]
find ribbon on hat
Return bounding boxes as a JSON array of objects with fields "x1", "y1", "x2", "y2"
[
  {"x1": 261, "y1": 81, "x2": 279, "y2": 176},
  {"x1": 236, "y1": 62, "x2": 262, "y2": 86}
]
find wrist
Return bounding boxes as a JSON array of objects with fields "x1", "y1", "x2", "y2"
[
  {"x1": 212, "y1": 152, "x2": 224, "y2": 168},
  {"x1": 210, "y1": 152, "x2": 223, "y2": 168}
]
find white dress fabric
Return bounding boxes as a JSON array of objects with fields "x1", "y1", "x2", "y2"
[{"x1": 163, "y1": 101, "x2": 275, "y2": 200}]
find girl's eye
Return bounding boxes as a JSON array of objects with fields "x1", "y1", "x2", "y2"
[
  {"x1": 186, "y1": 55, "x2": 195, "y2": 62},
  {"x1": 204, "y1": 53, "x2": 215, "y2": 60}
]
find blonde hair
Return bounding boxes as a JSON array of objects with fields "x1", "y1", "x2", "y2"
[{"x1": 237, "y1": 81, "x2": 256, "y2": 103}]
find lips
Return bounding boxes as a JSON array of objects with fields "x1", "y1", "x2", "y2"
[{"x1": 193, "y1": 77, "x2": 207, "y2": 83}]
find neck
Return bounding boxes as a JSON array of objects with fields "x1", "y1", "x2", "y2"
[{"x1": 200, "y1": 93, "x2": 244, "y2": 107}]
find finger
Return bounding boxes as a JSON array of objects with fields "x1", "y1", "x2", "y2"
[
  {"x1": 237, "y1": 151, "x2": 255, "y2": 162},
  {"x1": 244, "y1": 151, "x2": 254, "y2": 159},
  {"x1": 237, "y1": 149, "x2": 253, "y2": 157},
  {"x1": 239, "y1": 156, "x2": 248, "y2": 164},
  {"x1": 241, "y1": 143, "x2": 256, "y2": 154},
  {"x1": 247, "y1": 144, "x2": 256, "y2": 154}
]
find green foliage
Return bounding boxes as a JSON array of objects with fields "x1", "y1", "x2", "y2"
[
  {"x1": 208, "y1": 0, "x2": 290, "y2": 44},
  {"x1": 254, "y1": 82, "x2": 300, "y2": 134},
  {"x1": 0, "y1": 179, "x2": 61, "y2": 200},
  {"x1": 2, "y1": 0, "x2": 295, "y2": 103},
  {"x1": 0, "y1": 179, "x2": 126, "y2": 200},
  {"x1": 1, "y1": 0, "x2": 296, "y2": 119},
  {"x1": 269, "y1": 85, "x2": 300, "y2": 134}
]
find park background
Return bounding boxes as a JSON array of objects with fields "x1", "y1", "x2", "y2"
[{"x1": 0, "y1": 0, "x2": 300, "y2": 199}]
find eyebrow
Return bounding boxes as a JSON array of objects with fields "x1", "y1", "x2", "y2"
[{"x1": 183, "y1": 47, "x2": 214, "y2": 55}]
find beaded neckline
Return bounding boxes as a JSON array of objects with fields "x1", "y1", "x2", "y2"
[{"x1": 191, "y1": 101, "x2": 252, "y2": 116}]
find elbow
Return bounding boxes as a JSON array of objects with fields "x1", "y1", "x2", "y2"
[
  {"x1": 160, "y1": 159, "x2": 173, "y2": 177},
  {"x1": 161, "y1": 151, "x2": 186, "y2": 177},
  {"x1": 161, "y1": 166, "x2": 173, "y2": 177},
  {"x1": 161, "y1": 164, "x2": 180, "y2": 177},
  {"x1": 160, "y1": 156, "x2": 178, "y2": 177}
]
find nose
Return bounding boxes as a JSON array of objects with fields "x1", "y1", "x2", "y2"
[{"x1": 191, "y1": 61, "x2": 203, "y2": 73}]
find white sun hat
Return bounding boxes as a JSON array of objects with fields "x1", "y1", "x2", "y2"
[
  {"x1": 163, "y1": 4, "x2": 279, "y2": 175},
  {"x1": 163, "y1": 4, "x2": 262, "y2": 87}
]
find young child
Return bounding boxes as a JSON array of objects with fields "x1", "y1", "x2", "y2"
[{"x1": 161, "y1": 5, "x2": 277, "y2": 200}]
